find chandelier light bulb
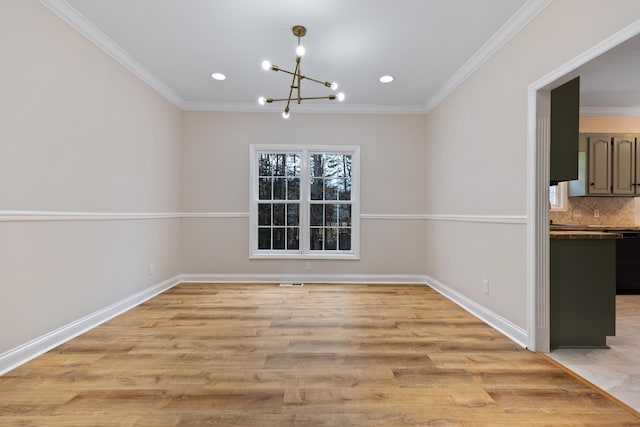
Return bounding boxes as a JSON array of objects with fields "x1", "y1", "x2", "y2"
[
  {"x1": 282, "y1": 111, "x2": 290, "y2": 119},
  {"x1": 330, "y1": 82, "x2": 338, "y2": 90},
  {"x1": 337, "y1": 92, "x2": 345, "y2": 102},
  {"x1": 296, "y1": 45, "x2": 306, "y2": 57},
  {"x1": 258, "y1": 96, "x2": 266, "y2": 105},
  {"x1": 261, "y1": 60, "x2": 271, "y2": 71}
]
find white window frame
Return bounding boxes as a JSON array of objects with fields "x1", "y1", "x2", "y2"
[
  {"x1": 549, "y1": 181, "x2": 568, "y2": 211},
  {"x1": 250, "y1": 144, "x2": 360, "y2": 260}
]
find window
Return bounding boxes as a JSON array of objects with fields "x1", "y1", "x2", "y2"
[
  {"x1": 549, "y1": 182, "x2": 568, "y2": 211},
  {"x1": 250, "y1": 145, "x2": 360, "y2": 259}
]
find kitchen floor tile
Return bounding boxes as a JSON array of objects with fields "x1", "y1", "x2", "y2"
[{"x1": 548, "y1": 295, "x2": 640, "y2": 413}]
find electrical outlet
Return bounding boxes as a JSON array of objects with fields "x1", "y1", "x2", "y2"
[
  {"x1": 482, "y1": 280, "x2": 489, "y2": 295},
  {"x1": 594, "y1": 209, "x2": 600, "y2": 218},
  {"x1": 149, "y1": 263, "x2": 155, "y2": 275},
  {"x1": 572, "y1": 208, "x2": 582, "y2": 218},
  {"x1": 305, "y1": 261, "x2": 312, "y2": 271}
]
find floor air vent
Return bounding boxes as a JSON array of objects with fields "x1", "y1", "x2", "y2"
[{"x1": 279, "y1": 282, "x2": 304, "y2": 287}]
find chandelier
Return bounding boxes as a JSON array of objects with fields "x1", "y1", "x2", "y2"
[{"x1": 258, "y1": 25, "x2": 345, "y2": 118}]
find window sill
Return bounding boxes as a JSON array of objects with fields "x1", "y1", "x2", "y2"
[{"x1": 250, "y1": 252, "x2": 360, "y2": 260}]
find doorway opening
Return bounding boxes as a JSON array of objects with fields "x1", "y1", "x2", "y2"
[{"x1": 529, "y1": 21, "x2": 640, "y2": 352}]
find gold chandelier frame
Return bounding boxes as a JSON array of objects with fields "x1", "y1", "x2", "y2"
[{"x1": 259, "y1": 25, "x2": 344, "y2": 118}]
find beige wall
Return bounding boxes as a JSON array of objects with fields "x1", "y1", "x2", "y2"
[
  {"x1": 424, "y1": 0, "x2": 640, "y2": 330},
  {"x1": 0, "y1": 1, "x2": 182, "y2": 353},
  {"x1": 181, "y1": 112, "x2": 428, "y2": 276},
  {"x1": 580, "y1": 116, "x2": 640, "y2": 133}
]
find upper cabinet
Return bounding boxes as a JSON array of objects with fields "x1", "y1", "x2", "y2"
[
  {"x1": 550, "y1": 77, "x2": 580, "y2": 185},
  {"x1": 612, "y1": 136, "x2": 636, "y2": 195},
  {"x1": 588, "y1": 135, "x2": 611, "y2": 194},
  {"x1": 569, "y1": 133, "x2": 640, "y2": 196}
]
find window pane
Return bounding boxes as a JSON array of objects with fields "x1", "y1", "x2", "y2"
[
  {"x1": 273, "y1": 204, "x2": 285, "y2": 226},
  {"x1": 259, "y1": 178, "x2": 272, "y2": 200},
  {"x1": 286, "y1": 154, "x2": 300, "y2": 177},
  {"x1": 343, "y1": 155, "x2": 352, "y2": 177},
  {"x1": 258, "y1": 154, "x2": 272, "y2": 176},
  {"x1": 273, "y1": 178, "x2": 286, "y2": 200},
  {"x1": 325, "y1": 179, "x2": 338, "y2": 200},
  {"x1": 273, "y1": 228, "x2": 286, "y2": 249},
  {"x1": 310, "y1": 204, "x2": 323, "y2": 226},
  {"x1": 310, "y1": 154, "x2": 324, "y2": 177},
  {"x1": 325, "y1": 204, "x2": 337, "y2": 226},
  {"x1": 338, "y1": 204, "x2": 351, "y2": 226},
  {"x1": 324, "y1": 154, "x2": 351, "y2": 178},
  {"x1": 324, "y1": 228, "x2": 337, "y2": 250},
  {"x1": 338, "y1": 178, "x2": 351, "y2": 200},
  {"x1": 258, "y1": 203, "x2": 271, "y2": 226},
  {"x1": 287, "y1": 178, "x2": 300, "y2": 200},
  {"x1": 549, "y1": 185, "x2": 558, "y2": 205},
  {"x1": 258, "y1": 228, "x2": 271, "y2": 250},
  {"x1": 339, "y1": 229, "x2": 351, "y2": 251},
  {"x1": 310, "y1": 228, "x2": 323, "y2": 250},
  {"x1": 287, "y1": 204, "x2": 299, "y2": 226},
  {"x1": 324, "y1": 154, "x2": 344, "y2": 178},
  {"x1": 310, "y1": 178, "x2": 323, "y2": 200},
  {"x1": 273, "y1": 154, "x2": 286, "y2": 176},
  {"x1": 287, "y1": 228, "x2": 299, "y2": 250}
]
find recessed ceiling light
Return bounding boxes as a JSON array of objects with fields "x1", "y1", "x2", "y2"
[
  {"x1": 211, "y1": 72, "x2": 226, "y2": 81},
  {"x1": 379, "y1": 75, "x2": 394, "y2": 83}
]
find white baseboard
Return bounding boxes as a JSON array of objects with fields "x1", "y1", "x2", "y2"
[
  {"x1": 178, "y1": 273, "x2": 427, "y2": 285},
  {"x1": 424, "y1": 274, "x2": 528, "y2": 348},
  {"x1": 0, "y1": 275, "x2": 181, "y2": 375}
]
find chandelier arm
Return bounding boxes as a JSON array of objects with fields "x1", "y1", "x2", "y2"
[
  {"x1": 262, "y1": 95, "x2": 336, "y2": 102},
  {"x1": 271, "y1": 67, "x2": 298, "y2": 77},
  {"x1": 299, "y1": 75, "x2": 331, "y2": 87},
  {"x1": 264, "y1": 97, "x2": 293, "y2": 103},
  {"x1": 274, "y1": 70, "x2": 330, "y2": 88},
  {"x1": 298, "y1": 96, "x2": 337, "y2": 100}
]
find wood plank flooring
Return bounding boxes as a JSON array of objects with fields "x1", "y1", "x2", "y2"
[{"x1": 1, "y1": 283, "x2": 639, "y2": 426}]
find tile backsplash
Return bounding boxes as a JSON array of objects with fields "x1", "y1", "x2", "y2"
[{"x1": 549, "y1": 196, "x2": 640, "y2": 226}]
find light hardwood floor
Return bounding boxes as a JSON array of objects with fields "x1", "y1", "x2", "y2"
[{"x1": 1, "y1": 283, "x2": 639, "y2": 426}]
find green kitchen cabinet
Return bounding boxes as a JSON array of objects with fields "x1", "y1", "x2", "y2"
[
  {"x1": 550, "y1": 237, "x2": 616, "y2": 349},
  {"x1": 550, "y1": 76, "x2": 580, "y2": 185}
]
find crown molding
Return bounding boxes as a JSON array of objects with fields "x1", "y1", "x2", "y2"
[
  {"x1": 580, "y1": 106, "x2": 640, "y2": 117},
  {"x1": 424, "y1": 0, "x2": 551, "y2": 113},
  {"x1": 38, "y1": 0, "x2": 184, "y2": 108},
  {"x1": 39, "y1": 0, "x2": 548, "y2": 115}
]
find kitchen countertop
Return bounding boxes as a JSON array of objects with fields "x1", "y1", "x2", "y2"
[
  {"x1": 550, "y1": 224, "x2": 640, "y2": 231},
  {"x1": 550, "y1": 230, "x2": 622, "y2": 240}
]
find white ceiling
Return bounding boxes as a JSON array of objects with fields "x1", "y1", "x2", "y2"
[
  {"x1": 578, "y1": 34, "x2": 640, "y2": 115},
  {"x1": 40, "y1": 0, "x2": 640, "y2": 115},
  {"x1": 43, "y1": 0, "x2": 553, "y2": 113}
]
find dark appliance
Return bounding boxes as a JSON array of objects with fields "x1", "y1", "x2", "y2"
[{"x1": 616, "y1": 230, "x2": 640, "y2": 294}]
